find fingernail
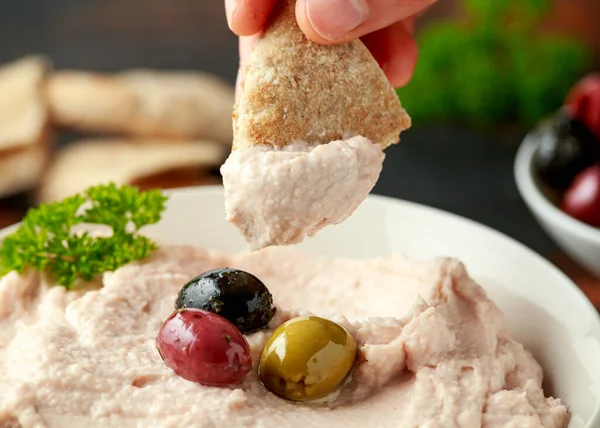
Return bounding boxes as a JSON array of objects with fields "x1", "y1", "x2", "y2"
[
  {"x1": 306, "y1": 0, "x2": 369, "y2": 41},
  {"x1": 225, "y1": 0, "x2": 238, "y2": 28}
]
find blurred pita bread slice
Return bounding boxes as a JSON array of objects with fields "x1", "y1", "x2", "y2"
[
  {"x1": 0, "y1": 55, "x2": 52, "y2": 198},
  {"x1": 38, "y1": 139, "x2": 226, "y2": 203},
  {"x1": 45, "y1": 71, "x2": 136, "y2": 135},
  {"x1": 46, "y1": 70, "x2": 235, "y2": 144},
  {"x1": 119, "y1": 70, "x2": 234, "y2": 144},
  {"x1": 0, "y1": 142, "x2": 50, "y2": 199},
  {"x1": 233, "y1": 0, "x2": 410, "y2": 150}
]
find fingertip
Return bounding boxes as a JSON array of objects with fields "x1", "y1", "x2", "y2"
[
  {"x1": 389, "y1": 57, "x2": 417, "y2": 87},
  {"x1": 294, "y1": 0, "x2": 341, "y2": 45},
  {"x1": 389, "y1": 39, "x2": 418, "y2": 88},
  {"x1": 296, "y1": 0, "x2": 434, "y2": 44},
  {"x1": 361, "y1": 22, "x2": 418, "y2": 88},
  {"x1": 228, "y1": 0, "x2": 278, "y2": 37}
]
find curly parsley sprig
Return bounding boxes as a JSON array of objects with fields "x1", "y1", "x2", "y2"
[{"x1": 0, "y1": 183, "x2": 168, "y2": 289}]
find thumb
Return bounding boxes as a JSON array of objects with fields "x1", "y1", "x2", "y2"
[{"x1": 295, "y1": 0, "x2": 436, "y2": 44}]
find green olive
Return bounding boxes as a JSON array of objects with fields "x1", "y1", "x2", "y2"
[{"x1": 259, "y1": 316, "x2": 358, "y2": 402}]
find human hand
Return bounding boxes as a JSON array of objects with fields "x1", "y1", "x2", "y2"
[{"x1": 225, "y1": 0, "x2": 436, "y2": 88}]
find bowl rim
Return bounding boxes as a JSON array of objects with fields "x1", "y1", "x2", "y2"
[
  {"x1": 2, "y1": 184, "x2": 599, "y2": 325},
  {"x1": 514, "y1": 131, "x2": 600, "y2": 244},
  {"x1": 165, "y1": 186, "x2": 600, "y2": 331},
  {"x1": 365, "y1": 192, "x2": 600, "y2": 318}
]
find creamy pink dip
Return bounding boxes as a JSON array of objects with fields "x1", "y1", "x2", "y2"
[
  {"x1": 0, "y1": 245, "x2": 567, "y2": 427},
  {"x1": 220, "y1": 136, "x2": 385, "y2": 250}
]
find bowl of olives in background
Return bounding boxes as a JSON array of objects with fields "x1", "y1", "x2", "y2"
[{"x1": 515, "y1": 73, "x2": 600, "y2": 277}]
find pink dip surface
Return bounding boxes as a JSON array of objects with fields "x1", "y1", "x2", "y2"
[
  {"x1": 0, "y1": 245, "x2": 568, "y2": 428},
  {"x1": 220, "y1": 136, "x2": 385, "y2": 250}
]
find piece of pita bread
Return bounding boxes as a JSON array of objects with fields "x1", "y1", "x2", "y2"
[
  {"x1": 46, "y1": 70, "x2": 235, "y2": 144},
  {"x1": 38, "y1": 139, "x2": 226, "y2": 203},
  {"x1": 0, "y1": 55, "x2": 52, "y2": 198},
  {"x1": 45, "y1": 71, "x2": 136, "y2": 135},
  {"x1": 0, "y1": 143, "x2": 50, "y2": 199},
  {"x1": 233, "y1": 0, "x2": 410, "y2": 150}
]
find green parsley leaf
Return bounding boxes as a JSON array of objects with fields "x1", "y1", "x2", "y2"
[{"x1": 0, "y1": 183, "x2": 168, "y2": 289}]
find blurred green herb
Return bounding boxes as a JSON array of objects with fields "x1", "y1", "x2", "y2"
[
  {"x1": 398, "y1": 0, "x2": 591, "y2": 129},
  {"x1": 0, "y1": 183, "x2": 168, "y2": 289}
]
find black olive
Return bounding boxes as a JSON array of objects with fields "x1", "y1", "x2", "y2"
[
  {"x1": 175, "y1": 268, "x2": 275, "y2": 334},
  {"x1": 533, "y1": 110, "x2": 600, "y2": 191}
]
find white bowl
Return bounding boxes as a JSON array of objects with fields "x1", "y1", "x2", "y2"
[
  {"x1": 515, "y1": 132, "x2": 600, "y2": 277},
  {"x1": 3, "y1": 186, "x2": 600, "y2": 427},
  {"x1": 142, "y1": 186, "x2": 600, "y2": 428}
]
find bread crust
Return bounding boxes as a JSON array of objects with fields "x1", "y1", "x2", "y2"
[{"x1": 233, "y1": 0, "x2": 410, "y2": 150}]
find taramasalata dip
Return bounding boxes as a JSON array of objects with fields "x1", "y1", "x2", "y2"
[
  {"x1": 221, "y1": 136, "x2": 384, "y2": 250},
  {"x1": 0, "y1": 245, "x2": 568, "y2": 428}
]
